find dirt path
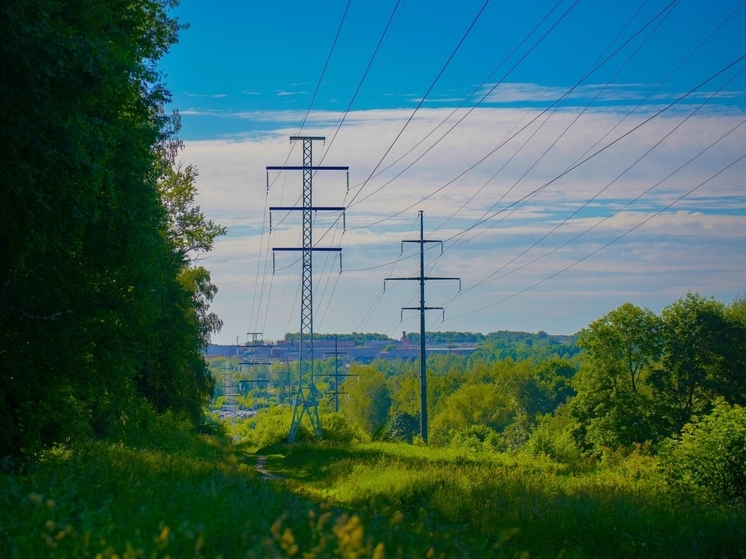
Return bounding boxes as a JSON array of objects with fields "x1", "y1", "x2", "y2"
[{"x1": 255, "y1": 455, "x2": 283, "y2": 480}]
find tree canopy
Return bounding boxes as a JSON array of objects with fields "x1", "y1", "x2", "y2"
[{"x1": 0, "y1": 0, "x2": 223, "y2": 461}]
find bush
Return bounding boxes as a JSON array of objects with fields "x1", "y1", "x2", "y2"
[
  {"x1": 449, "y1": 425, "x2": 500, "y2": 453},
  {"x1": 322, "y1": 413, "x2": 369, "y2": 443},
  {"x1": 386, "y1": 411, "x2": 420, "y2": 443},
  {"x1": 660, "y1": 400, "x2": 746, "y2": 505},
  {"x1": 233, "y1": 407, "x2": 366, "y2": 449},
  {"x1": 233, "y1": 406, "x2": 297, "y2": 448},
  {"x1": 524, "y1": 407, "x2": 583, "y2": 464}
]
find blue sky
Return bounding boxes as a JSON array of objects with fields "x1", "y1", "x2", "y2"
[{"x1": 159, "y1": 0, "x2": 746, "y2": 344}]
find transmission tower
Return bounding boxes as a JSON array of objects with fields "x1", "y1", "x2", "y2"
[
  {"x1": 323, "y1": 336, "x2": 356, "y2": 413},
  {"x1": 219, "y1": 361, "x2": 239, "y2": 420},
  {"x1": 385, "y1": 211, "x2": 460, "y2": 443},
  {"x1": 238, "y1": 360, "x2": 272, "y2": 411},
  {"x1": 246, "y1": 332, "x2": 263, "y2": 344},
  {"x1": 267, "y1": 136, "x2": 349, "y2": 442}
]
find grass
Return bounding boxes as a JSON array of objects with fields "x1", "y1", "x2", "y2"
[
  {"x1": 2, "y1": 428, "x2": 744, "y2": 558},
  {"x1": 265, "y1": 442, "x2": 746, "y2": 558}
]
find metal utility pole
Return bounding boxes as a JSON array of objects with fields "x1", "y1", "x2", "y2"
[
  {"x1": 246, "y1": 332, "x2": 263, "y2": 344},
  {"x1": 267, "y1": 136, "x2": 349, "y2": 442},
  {"x1": 324, "y1": 336, "x2": 354, "y2": 413},
  {"x1": 385, "y1": 211, "x2": 460, "y2": 443},
  {"x1": 238, "y1": 361, "x2": 273, "y2": 409}
]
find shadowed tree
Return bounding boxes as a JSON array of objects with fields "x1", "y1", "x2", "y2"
[{"x1": 0, "y1": 0, "x2": 222, "y2": 459}]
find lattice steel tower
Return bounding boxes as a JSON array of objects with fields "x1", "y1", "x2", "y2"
[{"x1": 268, "y1": 136, "x2": 348, "y2": 442}]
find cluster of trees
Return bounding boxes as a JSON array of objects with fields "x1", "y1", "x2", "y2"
[
  {"x1": 228, "y1": 293, "x2": 745, "y2": 500},
  {"x1": 224, "y1": 330, "x2": 578, "y2": 444},
  {"x1": 570, "y1": 293, "x2": 745, "y2": 450},
  {"x1": 282, "y1": 332, "x2": 394, "y2": 346},
  {"x1": 0, "y1": 0, "x2": 223, "y2": 461},
  {"x1": 236, "y1": 294, "x2": 744, "y2": 463},
  {"x1": 340, "y1": 355, "x2": 575, "y2": 449}
]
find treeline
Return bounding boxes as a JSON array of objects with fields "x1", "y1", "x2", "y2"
[
  {"x1": 570, "y1": 293, "x2": 745, "y2": 450},
  {"x1": 282, "y1": 332, "x2": 395, "y2": 346},
  {"x1": 0, "y1": 1, "x2": 223, "y2": 461},
  {"x1": 403, "y1": 329, "x2": 569, "y2": 346},
  {"x1": 234, "y1": 294, "x2": 746, "y2": 500},
  {"x1": 322, "y1": 293, "x2": 744, "y2": 452},
  {"x1": 281, "y1": 329, "x2": 576, "y2": 350},
  {"x1": 335, "y1": 293, "x2": 745, "y2": 501},
  {"x1": 251, "y1": 294, "x2": 741, "y2": 488}
]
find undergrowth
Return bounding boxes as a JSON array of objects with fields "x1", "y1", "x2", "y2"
[
  {"x1": 272, "y1": 442, "x2": 746, "y2": 558},
  {"x1": 2, "y1": 419, "x2": 745, "y2": 558}
]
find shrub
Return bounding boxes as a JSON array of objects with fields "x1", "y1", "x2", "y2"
[
  {"x1": 233, "y1": 406, "x2": 298, "y2": 448},
  {"x1": 233, "y1": 407, "x2": 366, "y2": 449},
  {"x1": 386, "y1": 411, "x2": 420, "y2": 443},
  {"x1": 449, "y1": 424, "x2": 500, "y2": 453},
  {"x1": 322, "y1": 413, "x2": 369, "y2": 443},
  {"x1": 524, "y1": 407, "x2": 583, "y2": 464},
  {"x1": 660, "y1": 400, "x2": 746, "y2": 505}
]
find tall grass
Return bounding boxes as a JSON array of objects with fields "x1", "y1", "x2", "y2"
[
  {"x1": 1, "y1": 417, "x2": 383, "y2": 558},
  {"x1": 2, "y1": 422, "x2": 744, "y2": 558},
  {"x1": 273, "y1": 442, "x2": 746, "y2": 558}
]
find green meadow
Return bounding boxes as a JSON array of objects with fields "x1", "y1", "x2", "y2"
[{"x1": 2, "y1": 416, "x2": 744, "y2": 559}]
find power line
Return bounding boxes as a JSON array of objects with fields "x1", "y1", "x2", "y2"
[
  {"x1": 450, "y1": 62, "x2": 746, "y2": 297},
  {"x1": 347, "y1": 0, "x2": 494, "y2": 207},
  {"x1": 441, "y1": 52, "x2": 746, "y2": 248},
  {"x1": 447, "y1": 151, "x2": 746, "y2": 321},
  {"x1": 430, "y1": 0, "x2": 666, "y2": 235},
  {"x1": 443, "y1": 117, "x2": 745, "y2": 304},
  {"x1": 344, "y1": 0, "x2": 568, "y2": 194},
  {"x1": 318, "y1": 0, "x2": 406, "y2": 163},
  {"x1": 347, "y1": 0, "x2": 583, "y2": 212},
  {"x1": 346, "y1": 0, "x2": 678, "y2": 227},
  {"x1": 295, "y1": 0, "x2": 352, "y2": 136}
]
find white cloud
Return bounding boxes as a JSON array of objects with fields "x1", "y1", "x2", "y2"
[
  {"x1": 179, "y1": 106, "x2": 746, "y2": 343},
  {"x1": 184, "y1": 92, "x2": 228, "y2": 98},
  {"x1": 476, "y1": 82, "x2": 746, "y2": 105}
]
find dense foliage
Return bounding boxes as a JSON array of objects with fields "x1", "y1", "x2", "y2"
[
  {"x1": 228, "y1": 293, "x2": 746, "y2": 508},
  {"x1": 0, "y1": 0, "x2": 222, "y2": 462},
  {"x1": 3, "y1": 429, "x2": 744, "y2": 558},
  {"x1": 660, "y1": 400, "x2": 746, "y2": 505},
  {"x1": 570, "y1": 293, "x2": 746, "y2": 455}
]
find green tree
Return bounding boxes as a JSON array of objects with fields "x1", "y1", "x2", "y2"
[
  {"x1": 341, "y1": 365, "x2": 391, "y2": 435},
  {"x1": 660, "y1": 400, "x2": 746, "y2": 505},
  {"x1": 0, "y1": 0, "x2": 221, "y2": 459},
  {"x1": 534, "y1": 357, "x2": 576, "y2": 408},
  {"x1": 651, "y1": 293, "x2": 744, "y2": 435},
  {"x1": 570, "y1": 303, "x2": 662, "y2": 449},
  {"x1": 388, "y1": 372, "x2": 420, "y2": 417},
  {"x1": 432, "y1": 382, "x2": 512, "y2": 433},
  {"x1": 156, "y1": 144, "x2": 226, "y2": 260}
]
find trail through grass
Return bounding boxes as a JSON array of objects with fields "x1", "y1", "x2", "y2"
[
  {"x1": 261, "y1": 442, "x2": 746, "y2": 558},
  {"x1": 2, "y1": 432, "x2": 744, "y2": 558}
]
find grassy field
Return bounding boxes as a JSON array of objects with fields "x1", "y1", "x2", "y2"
[{"x1": 2, "y1": 425, "x2": 744, "y2": 558}]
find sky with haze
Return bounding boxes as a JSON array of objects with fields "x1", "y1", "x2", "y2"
[{"x1": 158, "y1": 0, "x2": 746, "y2": 345}]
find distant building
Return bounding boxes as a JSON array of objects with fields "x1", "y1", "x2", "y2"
[{"x1": 206, "y1": 337, "x2": 478, "y2": 363}]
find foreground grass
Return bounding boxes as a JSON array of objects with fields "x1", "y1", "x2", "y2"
[
  {"x1": 1, "y1": 430, "x2": 386, "y2": 558},
  {"x1": 2, "y1": 431, "x2": 744, "y2": 558},
  {"x1": 264, "y1": 442, "x2": 746, "y2": 558}
]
